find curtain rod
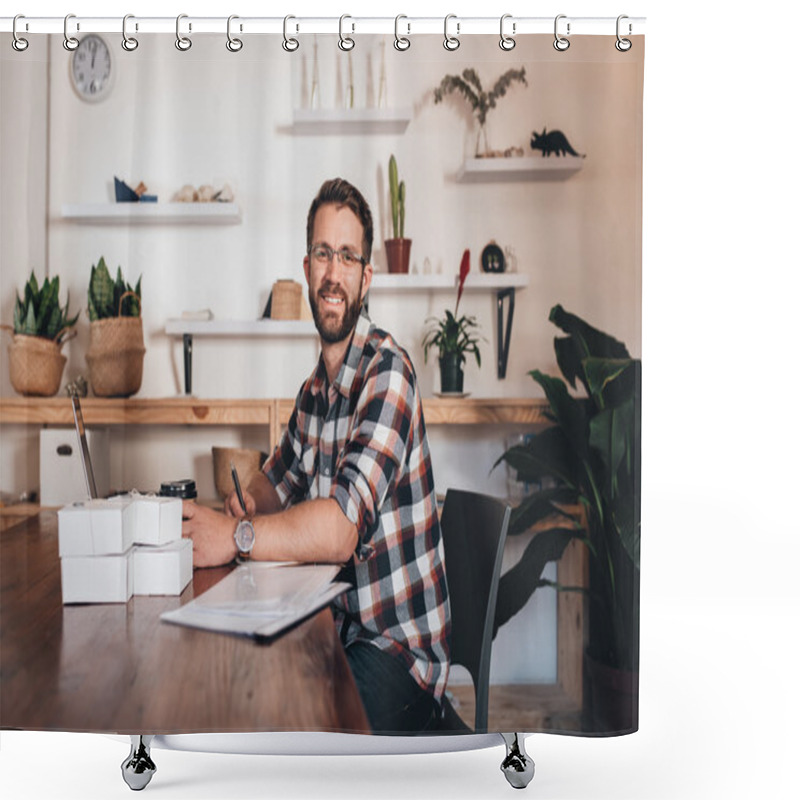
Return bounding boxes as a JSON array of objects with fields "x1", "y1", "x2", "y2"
[{"x1": 1, "y1": 16, "x2": 646, "y2": 38}]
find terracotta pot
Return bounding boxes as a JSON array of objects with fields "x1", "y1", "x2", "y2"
[
  {"x1": 86, "y1": 317, "x2": 145, "y2": 397},
  {"x1": 584, "y1": 653, "x2": 639, "y2": 734},
  {"x1": 439, "y1": 353, "x2": 464, "y2": 394},
  {"x1": 7, "y1": 334, "x2": 67, "y2": 397},
  {"x1": 384, "y1": 238, "x2": 412, "y2": 274}
]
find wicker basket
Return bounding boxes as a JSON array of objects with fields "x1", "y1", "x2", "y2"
[
  {"x1": 7, "y1": 334, "x2": 67, "y2": 397},
  {"x1": 269, "y1": 280, "x2": 303, "y2": 320},
  {"x1": 212, "y1": 447, "x2": 268, "y2": 501},
  {"x1": 86, "y1": 315, "x2": 145, "y2": 397}
]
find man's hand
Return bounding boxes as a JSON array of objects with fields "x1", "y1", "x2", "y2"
[
  {"x1": 182, "y1": 501, "x2": 238, "y2": 568},
  {"x1": 224, "y1": 487, "x2": 256, "y2": 518}
]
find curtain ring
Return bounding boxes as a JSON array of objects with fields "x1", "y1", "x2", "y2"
[
  {"x1": 443, "y1": 14, "x2": 460, "y2": 51},
  {"x1": 394, "y1": 15, "x2": 410, "y2": 51},
  {"x1": 12, "y1": 14, "x2": 29, "y2": 52},
  {"x1": 338, "y1": 15, "x2": 355, "y2": 51},
  {"x1": 226, "y1": 15, "x2": 243, "y2": 52},
  {"x1": 499, "y1": 14, "x2": 516, "y2": 51},
  {"x1": 553, "y1": 14, "x2": 570, "y2": 51},
  {"x1": 122, "y1": 14, "x2": 139, "y2": 52},
  {"x1": 615, "y1": 15, "x2": 632, "y2": 52},
  {"x1": 63, "y1": 14, "x2": 79, "y2": 51},
  {"x1": 175, "y1": 14, "x2": 192, "y2": 51},
  {"x1": 282, "y1": 15, "x2": 299, "y2": 52}
]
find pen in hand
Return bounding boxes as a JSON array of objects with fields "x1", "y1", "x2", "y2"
[{"x1": 230, "y1": 461, "x2": 247, "y2": 517}]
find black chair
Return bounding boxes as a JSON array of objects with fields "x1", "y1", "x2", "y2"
[{"x1": 438, "y1": 489, "x2": 511, "y2": 733}]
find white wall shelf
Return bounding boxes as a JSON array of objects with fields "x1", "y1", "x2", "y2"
[
  {"x1": 456, "y1": 157, "x2": 584, "y2": 183},
  {"x1": 369, "y1": 273, "x2": 528, "y2": 292},
  {"x1": 291, "y1": 108, "x2": 413, "y2": 135},
  {"x1": 61, "y1": 203, "x2": 242, "y2": 224}
]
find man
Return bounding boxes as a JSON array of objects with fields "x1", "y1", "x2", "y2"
[{"x1": 183, "y1": 178, "x2": 450, "y2": 733}]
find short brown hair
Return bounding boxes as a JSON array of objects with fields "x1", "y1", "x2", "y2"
[{"x1": 306, "y1": 178, "x2": 374, "y2": 264}]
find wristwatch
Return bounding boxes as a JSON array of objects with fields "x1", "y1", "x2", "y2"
[{"x1": 233, "y1": 518, "x2": 256, "y2": 561}]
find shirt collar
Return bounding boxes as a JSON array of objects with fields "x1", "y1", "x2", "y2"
[{"x1": 309, "y1": 310, "x2": 372, "y2": 399}]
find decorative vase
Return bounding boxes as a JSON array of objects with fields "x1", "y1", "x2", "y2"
[
  {"x1": 439, "y1": 353, "x2": 464, "y2": 394},
  {"x1": 7, "y1": 334, "x2": 67, "y2": 397},
  {"x1": 86, "y1": 316, "x2": 145, "y2": 397},
  {"x1": 384, "y1": 238, "x2": 412, "y2": 274}
]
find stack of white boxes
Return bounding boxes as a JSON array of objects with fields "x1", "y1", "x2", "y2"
[{"x1": 57, "y1": 495, "x2": 193, "y2": 604}]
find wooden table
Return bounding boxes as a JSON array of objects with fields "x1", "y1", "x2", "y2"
[{"x1": 0, "y1": 511, "x2": 370, "y2": 735}]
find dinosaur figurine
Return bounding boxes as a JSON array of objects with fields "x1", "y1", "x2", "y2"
[{"x1": 530, "y1": 128, "x2": 585, "y2": 158}]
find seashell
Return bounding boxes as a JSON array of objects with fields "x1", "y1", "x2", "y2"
[
  {"x1": 175, "y1": 184, "x2": 197, "y2": 202},
  {"x1": 216, "y1": 183, "x2": 235, "y2": 202},
  {"x1": 197, "y1": 185, "x2": 215, "y2": 202}
]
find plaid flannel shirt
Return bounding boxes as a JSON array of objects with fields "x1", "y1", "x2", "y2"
[{"x1": 264, "y1": 311, "x2": 451, "y2": 702}]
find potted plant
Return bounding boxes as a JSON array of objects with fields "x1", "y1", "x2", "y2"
[
  {"x1": 422, "y1": 250, "x2": 482, "y2": 394},
  {"x1": 86, "y1": 256, "x2": 145, "y2": 397},
  {"x1": 3, "y1": 271, "x2": 79, "y2": 396},
  {"x1": 495, "y1": 305, "x2": 641, "y2": 733},
  {"x1": 433, "y1": 67, "x2": 528, "y2": 157},
  {"x1": 384, "y1": 154, "x2": 411, "y2": 274}
]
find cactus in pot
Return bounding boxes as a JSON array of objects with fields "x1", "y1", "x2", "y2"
[
  {"x1": 3, "y1": 271, "x2": 79, "y2": 396},
  {"x1": 384, "y1": 154, "x2": 411, "y2": 274},
  {"x1": 85, "y1": 256, "x2": 145, "y2": 397}
]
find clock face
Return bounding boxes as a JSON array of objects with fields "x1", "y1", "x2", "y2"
[{"x1": 70, "y1": 34, "x2": 113, "y2": 102}]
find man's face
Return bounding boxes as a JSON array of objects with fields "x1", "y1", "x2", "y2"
[{"x1": 304, "y1": 203, "x2": 372, "y2": 344}]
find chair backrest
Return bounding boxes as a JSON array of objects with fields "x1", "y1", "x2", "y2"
[{"x1": 440, "y1": 489, "x2": 511, "y2": 732}]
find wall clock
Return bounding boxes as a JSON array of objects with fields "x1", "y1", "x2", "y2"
[{"x1": 70, "y1": 34, "x2": 114, "y2": 102}]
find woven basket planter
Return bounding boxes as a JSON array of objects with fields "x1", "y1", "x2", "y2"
[
  {"x1": 86, "y1": 316, "x2": 145, "y2": 397},
  {"x1": 7, "y1": 334, "x2": 67, "y2": 397}
]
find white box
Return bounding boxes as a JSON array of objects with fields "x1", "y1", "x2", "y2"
[
  {"x1": 129, "y1": 495, "x2": 183, "y2": 546},
  {"x1": 40, "y1": 427, "x2": 110, "y2": 506},
  {"x1": 61, "y1": 550, "x2": 134, "y2": 604},
  {"x1": 57, "y1": 497, "x2": 135, "y2": 557},
  {"x1": 133, "y1": 539, "x2": 193, "y2": 596}
]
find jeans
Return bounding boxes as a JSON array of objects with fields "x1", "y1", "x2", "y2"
[{"x1": 345, "y1": 641, "x2": 440, "y2": 734}]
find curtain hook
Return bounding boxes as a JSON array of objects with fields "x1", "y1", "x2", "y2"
[
  {"x1": 394, "y1": 14, "x2": 410, "y2": 51},
  {"x1": 339, "y1": 14, "x2": 355, "y2": 51},
  {"x1": 63, "y1": 14, "x2": 79, "y2": 51},
  {"x1": 175, "y1": 14, "x2": 192, "y2": 51},
  {"x1": 443, "y1": 14, "x2": 460, "y2": 51},
  {"x1": 226, "y1": 15, "x2": 243, "y2": 52},
  {"x1": 122, "y1": 14, "x2": 139, "y2": 52},
  {"x1": 499, "y1": 14, "x2": 516, "y2": 51},
  {"x1": 12, "y1": 15, "x2": 29, "y2": 52},
  {"x1": 553, "y1": 14, "x2": 570, "y2": 51},
  {"x1": 282, "y1": 15, "x2": 299, "y2": 52},
  {"x1": 615, "y1": 15, "x2": 632, "y2": 52}
]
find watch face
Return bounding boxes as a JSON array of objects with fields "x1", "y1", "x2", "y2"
[
  {"x1": 234, "y1": 519, "x2": 256, "y2": 553},
  {"x1": 70, "y1": 35, "x2": 113, "y2": 102}
]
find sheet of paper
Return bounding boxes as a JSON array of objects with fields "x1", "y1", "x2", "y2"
[{"x1": 160, "y1": 563, "x2": 349, "y2": 640}]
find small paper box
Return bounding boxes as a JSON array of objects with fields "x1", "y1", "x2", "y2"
[
  {"x1": 129, "y1": 495, "x2": 183, "y2": 546},
  {"x1": 61, "y1": 550, "x2": 134, "y2": 604},
  {"x1": 40, "y1": 427, "x2": 110, "y2": 506},
  {"x1": 57, "y1": 498, "x2": 135, "y2": 557},
  {"x1": 133, "y1": 539, "x2": 193, "y2": 596}
]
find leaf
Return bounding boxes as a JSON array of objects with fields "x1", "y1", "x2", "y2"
[
  {"x1": 22, "y1": 301, "x2": 37, "y2": 336},
  {"x1": 493, "y1": 527, "x2": 581, "y2": 635},
  {"x1": 455, "y1": 249, "x2": 470, "y2": 315},
  {"x1": 507, "y1": 486, "x2": 582, "y2": 535}
]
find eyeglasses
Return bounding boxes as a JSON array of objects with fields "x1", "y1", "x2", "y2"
[{"x1": 309, "y1": 245, "x2": 366, "y2": 268}]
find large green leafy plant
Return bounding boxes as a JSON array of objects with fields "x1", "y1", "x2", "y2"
[
  {"x1": 13, "y1": 271, "x2": 79, "y2": 344},
  {"x1": 495, "y1": 305, "x2": 641, "y2": 674},
  {"x1": 88, "y1": 256, "x2": 142, "y2": 320}
]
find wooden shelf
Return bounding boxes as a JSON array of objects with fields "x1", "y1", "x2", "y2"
[
  {"x1": 61, "y1": 203, "x2": 242, "y2": 224},
  {"x1": 291, "y1": 108, "x2": 412, "y2": 135},
  {"x1": 1, "y1": 396, "x2": 548, "y2": 428},
  {"x1": 456, "y1": 156, "x2": 583, "y2": 183}
]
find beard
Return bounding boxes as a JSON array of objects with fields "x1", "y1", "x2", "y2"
[{"x1": 309, "y1": 280, "x2": 363, "y2": 344}]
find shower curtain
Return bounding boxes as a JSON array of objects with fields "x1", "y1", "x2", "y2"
[{"x1": 0, "y1": 23, "x2": 643, "y2": 740}]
